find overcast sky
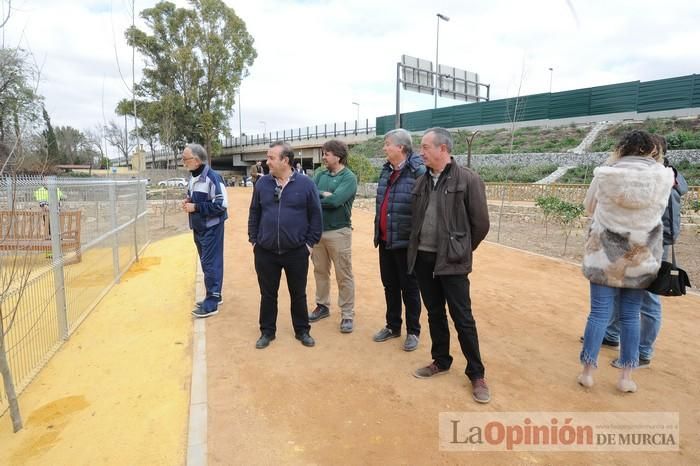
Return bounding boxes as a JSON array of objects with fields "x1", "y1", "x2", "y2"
[{"x1": 3, "y1": 0, "x2": 700, "y2": 142}]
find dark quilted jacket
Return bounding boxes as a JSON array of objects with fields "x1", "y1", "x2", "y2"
[{"x1": 373, "y1": 152, "x2": 426, "y2": 249}]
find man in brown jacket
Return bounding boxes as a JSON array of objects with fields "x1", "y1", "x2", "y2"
[{"x1": 407, "y1": 127, "x2": 492, "y2": 404}]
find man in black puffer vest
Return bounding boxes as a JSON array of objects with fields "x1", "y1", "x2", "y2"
[{"x1": 373, "y1": 129, "x2": 426, "y2": 352}]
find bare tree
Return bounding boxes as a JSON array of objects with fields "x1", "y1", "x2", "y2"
[
  {"x1": 0, "y1": 203, "x2": 33, "y2": 432},
  {"x1": 104, "y1": 119, "x2": 135, "y2": 166},
  {"x1": 497, "y1": 60, "x2": 528, "y2": 243},
  {"x1": 84, "y1": 126, "x2": 106, "y2": 163},
  {"x1": 0, "y1": 0, "x2": 11, "y2": 31},
  {"x1": 466, "y1": 130, "x2": 479, "y2": 168}
]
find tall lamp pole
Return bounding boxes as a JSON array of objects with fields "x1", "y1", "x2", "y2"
[
  {"x1": 435, "y1": 13, "x2": 450, "y2": 109},
  {"x1": 352, "y1": 101, "x2": 360, "y2": 123},
  {"x1": 238, "y1": 89, "x2": 242, "y2": 139},
  {"x1": 548, "y1": 67, "x2": 554, "y2": 93}
]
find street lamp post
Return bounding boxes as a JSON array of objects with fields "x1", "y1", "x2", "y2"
[
  {"x1": 259, "y1": 120, "x2": 266, "y2": 137},
  {"x1": 352, "y1": 101, "x2": 360, "y2": 123},
  {"x1": 435, "y1": 13, "x2": 450, "y2": 109},
  {"x1": 548, "y1": 67, "x2": 554, "y2": 93},
  {"x1": 238, "y1": 89, "x2": 242, "y2": 139}
]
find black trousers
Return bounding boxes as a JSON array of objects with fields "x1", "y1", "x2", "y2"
[
  {"x1": 378, "y1": 242, "x2": 421, "y2": 336},
  {"x1": 413, "y1": 251, "x2": 485, "y2": 381},
  {"x1": 254, "y1": 245, "x2": 311, "y2": 337}
]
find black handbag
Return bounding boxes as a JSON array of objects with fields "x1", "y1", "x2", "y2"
[{"x1": 646, "y1": 194, "x2": 692, "y2": 296}]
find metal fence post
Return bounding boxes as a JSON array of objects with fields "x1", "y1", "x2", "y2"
[
  {"x1": 47, "y1": 177, "x2": 69, "y2": 339},
  {"x1": 132, "y1": 180, "x2": 140, "y2": 262},
  {"x1": 109, "y1": 180, "x2": 121, "y2": 283},
  {"x1": 5, "y1": 176, "x2": 14, "y2": 211}
]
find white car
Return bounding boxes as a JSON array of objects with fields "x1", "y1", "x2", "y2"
[{"x1": 158, "y1": 177, "x2": 188, "y2": 188}]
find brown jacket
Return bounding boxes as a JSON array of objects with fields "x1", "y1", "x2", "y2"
[{"x1": 407, "y1": 160, "x2": 490, "y2": 275}]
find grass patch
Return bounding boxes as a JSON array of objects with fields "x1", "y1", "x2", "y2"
[
  {"x1": 475, "y1": 164, "x2": 558, "y2": 183},
  {"x1": 353, "y1": 124, "x2": 590, "y2": 158},
  {"x1": 590, "y1": 116, "x2": 700, "y2": 152},
  {"x1": 674, "y1": 160, "x2": 700, "y2": 186},
  {"x1": 557, "y1": 164, "x2": 597, "y2": 184}
]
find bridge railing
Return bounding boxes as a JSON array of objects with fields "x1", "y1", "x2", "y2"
[{"x1": 222, "y1": 119, "x2": 376, "y2": 148}]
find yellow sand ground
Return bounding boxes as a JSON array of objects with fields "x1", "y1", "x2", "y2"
[{"x1": 0, "y1": 233, "x2": 195, "y2": 466}]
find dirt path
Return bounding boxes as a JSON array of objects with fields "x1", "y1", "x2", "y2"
[{"x1": 206, "y1": 189, "x2": 700, "y2": 465}]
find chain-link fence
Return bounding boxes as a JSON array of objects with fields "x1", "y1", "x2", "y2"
[{"x1": 0, "y1": 175, "x2": 149, "y2": 414}]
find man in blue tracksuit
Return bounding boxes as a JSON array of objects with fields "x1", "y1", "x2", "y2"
[
  {"x1": 248, "y1": 141, "x2": 323, "y2": 349},
  {"x1": 182, "y1": 143, "x2": 228, "y2": 318}
]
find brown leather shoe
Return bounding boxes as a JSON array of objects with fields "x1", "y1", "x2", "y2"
[
  {"x1": 413, "y1": 361, "x2": 448, "y2": 379},
  {"x1": 471, "y1": 378, "x2": 491, "y2": 404}
]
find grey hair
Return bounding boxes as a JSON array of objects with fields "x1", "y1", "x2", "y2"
[
  {"x1": 424, "y1": 127, "x2": 453, "y2": 153},
  {"x1": 384, "y1": 128, "x2": 413, "y2": 155},
  {"x1": 187, "y1": 143, "x2": 208, "y2": 163}
]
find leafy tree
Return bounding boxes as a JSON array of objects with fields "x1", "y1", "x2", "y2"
[
  {"x1": 0, "y1": 47, "x2": 43, "y2": 174},
  {"x1": 122, "y1": 0, "x2": 256, "y2": 156},
  {"x1": 41, "y1": 106, "x2": 59, "y2": 163},
  {"x1": 55, "y1": 126, "x2": 88, "y2": 164}
]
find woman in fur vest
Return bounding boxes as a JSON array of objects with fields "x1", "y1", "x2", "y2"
[{"x1": 578, "y1": 130, "x2": 674, "y2": 393}]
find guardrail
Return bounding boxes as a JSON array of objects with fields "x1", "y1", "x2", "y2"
[{"x1": 222, "y1": 119, "x2": 376, "y2": 148}]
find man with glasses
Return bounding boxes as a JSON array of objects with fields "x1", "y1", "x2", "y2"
[
  {"x1": 182, "y1": 143, "x2": 229, "y2": 318},
  {"x1": 248, "y1": 141, "x2": 323, "y2": 349},
  {"x1": 308, "y1": 140, "x2": 358, "y2": 333}
]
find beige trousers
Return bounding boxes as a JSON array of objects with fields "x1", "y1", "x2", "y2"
[{"x1": 312, "y1": 227, "x2": 355, "y2": 319}]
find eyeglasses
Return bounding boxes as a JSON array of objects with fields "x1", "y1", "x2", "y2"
[{"x1": 274, "y1": 184, "x2": 282, "y2": 202}]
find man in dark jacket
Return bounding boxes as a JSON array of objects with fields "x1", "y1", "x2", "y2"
[
  {"x1": 407, "y1": 127, "x2": 492, "y2": 404},
  {"x1": 372, "y1": 128, "x2": 425, "y2": 351},
  {"x1": 248, "y1": 141, "x2": 323, "y2": 349},
  {"x1": 182, "y1": 143, "x2": 228, "y2": 318}
]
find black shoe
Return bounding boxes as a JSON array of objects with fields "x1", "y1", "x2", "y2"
[
  {"x1": 308, "y1": 304, "x2": 330, "y2": 322},
  {"x1": 255, "y1": 334, "x2": 275, "y2": 349},
  {"x1": 192, "y1": 307, "x2": 219, "y2": 318},
  {"x1": 579, "y1": 335, "x2": 619, "y2": 348},
  {"x1": 295, "y1": 332, "x2": 315, "y2": 347}
]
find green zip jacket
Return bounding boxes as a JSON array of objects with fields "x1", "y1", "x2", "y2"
[{"x1": 313, "y1": 167, "x2": 358, "y2": 232}]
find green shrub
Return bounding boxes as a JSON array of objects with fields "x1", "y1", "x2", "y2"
[
  {"x1": 347, "y1": 153, "x2": 379, "y2": 183},
  {"x1": 477, "y1": 164, "x2": 558, "y2": 183},
  {"x1": 535, "y1": 195, "x2": 585, "y2": 253}
]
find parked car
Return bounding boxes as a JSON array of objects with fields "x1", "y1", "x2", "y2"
[{"x1": 158, "y1": 177, "x2": 187, "y2": 188}]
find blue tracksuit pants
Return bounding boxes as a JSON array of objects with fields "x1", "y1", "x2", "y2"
[{"x1": 193, "y1": 222, "x2": 224, "y2": 311}]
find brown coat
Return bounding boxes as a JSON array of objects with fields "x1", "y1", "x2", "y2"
[{"x1": 407, "y1": 160, "x2": 490, "y2": 275}]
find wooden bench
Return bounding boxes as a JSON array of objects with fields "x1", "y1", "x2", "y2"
[{"x1": 0, "y1": 210, "x2": 82, "y2": 263}]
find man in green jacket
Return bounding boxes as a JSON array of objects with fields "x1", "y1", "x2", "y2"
[{"x1": 308, "y1": 140, "x2": 358, "y2": 333}]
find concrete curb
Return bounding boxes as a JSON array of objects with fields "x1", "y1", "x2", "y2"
[{"x1": 187, "y1": 262, "x2": 207, "y2": 466}]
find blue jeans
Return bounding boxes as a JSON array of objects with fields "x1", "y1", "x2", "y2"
[
  {"x1": 581, "y1": 283, "x2": 643, "y2": 368},
  {"x1": 605, "y1": 246, "x2": 667, "y2": 360},
  {"x1": 604, "y1": 292, "x2": 661, "y2": 360}
]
